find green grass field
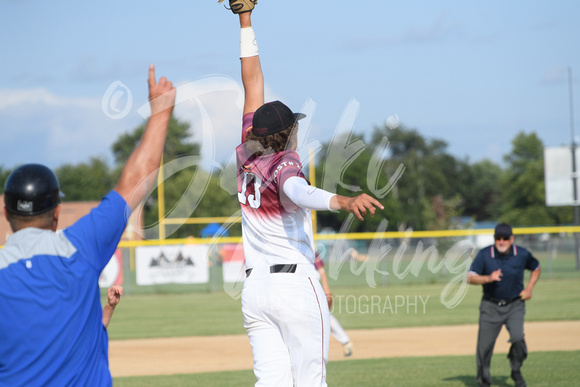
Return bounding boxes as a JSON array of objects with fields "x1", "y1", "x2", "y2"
[
  {"x1": 104, "y1": 277, "x2": 580, "y2": 340},
  {"x1": 113, "y1": 351, "x2": 580, "y2": 386},
  {"x1": 105, "y1": 274, "x2": 580, "y2": 386},
  {"x1": 104, "y1": 246, "x2": 580, "y2": 385}
]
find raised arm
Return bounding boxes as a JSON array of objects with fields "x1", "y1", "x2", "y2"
[
  {"x1": 282, "y1": 176, "x2": 384, "y2": 221},
  {"x1": 114, "y1": 65, "x2": 176, "y2": 211},
  {"x1": 239, "y1": 11, "x2": 264, "y2": 115}
]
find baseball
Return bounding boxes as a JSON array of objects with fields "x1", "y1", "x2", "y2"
[{"x1": 386, "y1": 114, "x2": 400, "y2": 130}]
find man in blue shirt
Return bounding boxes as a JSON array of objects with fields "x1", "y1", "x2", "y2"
[
  {"x1": 467, "y1": 223, "x2": 541, "y2": 387},
  {"x1": 0, "y1": 65, "x2": 175, "y2": 386}
]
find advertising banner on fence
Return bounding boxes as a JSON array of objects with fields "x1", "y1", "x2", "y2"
[
  {"x1": 136, "y1": 245, "x2": 209, "y2": 285},
  {"x1": 220, "y1": 243, "x2": 246, "y2": 300},
  {"x1": 220, "y1": 243, "x2": 246, "y2": 283},
  {"x1": 544, "y1": 146, "x2": 580, "y2": 206},
  {"x1": 99, "y1": 249, "x2": 123, "y2": 288}
]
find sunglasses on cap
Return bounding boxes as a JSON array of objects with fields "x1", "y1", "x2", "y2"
[{"x1": 494, "y1": 235, "x2": 511, "y2": 241}]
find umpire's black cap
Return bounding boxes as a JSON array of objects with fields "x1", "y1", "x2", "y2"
[
  {"x1": 494, "y1": 223, "x2": 513, "y2": 237},
  {"x1": 251, "y1": 100, "x2": 306, "y2": 137},
  {"x1": 4, "y1": 163, "x2": 61, "y2": 216}
]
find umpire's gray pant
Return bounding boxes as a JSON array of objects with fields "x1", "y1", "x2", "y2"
[{"x1": 476, "y1": 299, "x2": 527, "y2": 386}]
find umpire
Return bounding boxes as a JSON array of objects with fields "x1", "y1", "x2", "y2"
[{"x1": 467, "y1": 223, "x2": 541, "y2": 387}]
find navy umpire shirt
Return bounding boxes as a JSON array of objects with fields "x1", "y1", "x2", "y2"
[{"x1": 469, "y1": 244, "x2": 540, "y2": 300}]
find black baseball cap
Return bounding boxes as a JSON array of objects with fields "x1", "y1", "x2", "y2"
[
  {"x1": 251, "y1": 100, "x2": 306, "y2": 137},
  {"x1": 494, "y1": 223, "x2": 513, "y2": 238}
]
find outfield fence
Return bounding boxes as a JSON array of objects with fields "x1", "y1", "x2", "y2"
[{"x1": 107, "y1": 226, "x2": 580, "y2": 297}]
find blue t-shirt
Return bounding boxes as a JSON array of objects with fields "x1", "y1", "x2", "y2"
[
  {"x1": 469, "y1": 244, "x2": 540, "y2": 300},
  {"x1": 0, "y1": 191, "x2": 128, "y2": 387}
]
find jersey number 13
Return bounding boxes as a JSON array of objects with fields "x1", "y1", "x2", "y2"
[{"x1": 238, "y1": 172, "x2": 262, "y2": 209}]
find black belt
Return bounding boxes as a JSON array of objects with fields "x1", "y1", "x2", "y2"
[
  {"x1": 245, "y1": 264, "x2": 297, "y2": 277},
  {"x1": 483, "y1": 294, "x2": 521, "y2": 306}
]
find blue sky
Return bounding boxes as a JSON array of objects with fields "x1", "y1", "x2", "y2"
[{"x1": 1, "y1": 1, "x2": 579, "y2": 171}]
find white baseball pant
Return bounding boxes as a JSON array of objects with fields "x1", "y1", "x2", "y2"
[{"x1": 242, "y1": 264, "x2": 330, "y2": 386}]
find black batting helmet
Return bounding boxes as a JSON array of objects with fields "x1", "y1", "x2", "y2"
[{"x1": 4, "y1": 164, "x2": 61, "y2": 216}]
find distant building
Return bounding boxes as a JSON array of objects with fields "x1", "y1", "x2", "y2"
[{"x1": 0, "y1": 195, "x2": 143, "y2": 246}]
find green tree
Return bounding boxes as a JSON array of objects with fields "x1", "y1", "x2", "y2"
[
  {"x1": 499, "y1": 131, "x2": 572, "y2": 226},
  {"x1": 143, "y1": 166, "x2": 241, "y2": 239},
  {"x1": 111, "y1": 116, "x2": 208, "y2": 238},
  {"x1": 0, "y1": 167, "x2": 13, "y2": 194},
  {"x1": 371, "y1": 126, "x2": 469, "y2": 230},
  {"x1": 461, "y1": 160, "x2": 503, "y2": 221},
  {"x1": 56, "y1": 157, "x2": 113, "y2": 201},
  {"x1": 112, "y1": 116, "x2": 199, "y2": 166},
  {"x1": 315, "y1": 131, "x2": 403, "y2": 233}
]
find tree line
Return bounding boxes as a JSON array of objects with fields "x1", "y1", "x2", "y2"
[{"x1": 0, "y1": 116, "x2": 573, "y2": 239}]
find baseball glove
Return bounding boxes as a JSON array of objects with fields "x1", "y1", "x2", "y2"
[{"x1": 218, "y1": 0, "x2": 257, "y2": 14}]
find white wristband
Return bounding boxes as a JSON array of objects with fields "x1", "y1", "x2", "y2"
[{"x1": 240, "y1": 27, "x2": 259, "y2": 58}]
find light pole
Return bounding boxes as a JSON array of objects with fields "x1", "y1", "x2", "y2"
[{"x1": 569, "y1": 67, "x2": 580, "y2": 270}]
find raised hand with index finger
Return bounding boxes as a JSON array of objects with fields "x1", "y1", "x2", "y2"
[{"x1": 148, "y1": 64, "x2": 176, "y2": 117}]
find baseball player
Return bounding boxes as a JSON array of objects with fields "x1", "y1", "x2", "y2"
[
  {"x1": 0, "y1": 65, "x2": 175, "y2": 386},
  {"x1": 467, "y1": 223, "x2": 541, "y2": 387},
  {"x1": 225, "y1": 2, "x2": 383, "y2": 385},
  {"x1": 314, "y1": 254, "x2": 353, "y2": 357}
]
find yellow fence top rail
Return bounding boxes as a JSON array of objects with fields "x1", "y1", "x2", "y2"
[{"x1": 116, "y1": 226, "x2": 580, "y2": 248}]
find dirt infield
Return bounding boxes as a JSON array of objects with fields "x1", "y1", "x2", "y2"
[{"x1": 109, "y1": 320, "x2": 580, "y2": 377}]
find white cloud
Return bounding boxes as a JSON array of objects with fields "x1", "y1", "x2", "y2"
[
  {"x1": 171, "y1": 76, "x2": 285, "y2": 169},
  {"x1": 0, "y1": 87, "x2": 139, "y2": 169},
  {"x1": 0, "y1": 88, "x2": 94, "y2": 109},
  {"x1": 0, "y1": 79, "x2": 304, "y2": 172}
]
